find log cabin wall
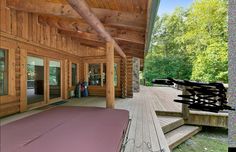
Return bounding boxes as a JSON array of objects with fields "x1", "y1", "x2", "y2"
[
  {"x1": 0, "y1": 0, "x2": 105, "y2": 117},
  {"x1": 127, "y1": 56, "x2": 134, "y2": 97},
  {"x1": 0, "y1": 0, "x2": 151, "y2": 117}
]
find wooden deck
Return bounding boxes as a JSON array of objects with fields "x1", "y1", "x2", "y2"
[
  {"x1": 1, "y1": 86, "x2": 228, "y2": 151},
  {"x1": 62, "y1": 86, "x2": 173, "y2": 152},
  {"x1": 1, "y1": 86, "x2": 176, "y2": 152}
]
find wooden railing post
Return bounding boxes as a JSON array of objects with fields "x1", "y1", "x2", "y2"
[
  {"x1": 106, "y1": 41, "x2": 115, "y2": 108},
  {"x1": 182, "y1": 86, "x2": 190, "y2": 120}
]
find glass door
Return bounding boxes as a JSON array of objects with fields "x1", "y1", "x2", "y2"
[
  {"x1": 49, "y1": 60, "x2": 61, "y2": 100},
  {"x1": 27, "y1": 56, "x2": 45, "y2": 105}
]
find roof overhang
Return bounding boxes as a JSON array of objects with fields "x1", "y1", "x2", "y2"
[{"x1": 145, "y1": 0, "x2": 160, "y2": 52}]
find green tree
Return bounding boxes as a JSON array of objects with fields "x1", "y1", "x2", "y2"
[
  {"x1": 183, "y1": 0, "x2": 228, "y2": 82},
  {"x1": 191, "y1": 42, "x2": 228, "y2": 82},
  {"x1": 144, "y1": 0, "x2": 228, "y2": 84},
  {"x1": 144, "y1": 8, "x2": 192, "y2": 83}
]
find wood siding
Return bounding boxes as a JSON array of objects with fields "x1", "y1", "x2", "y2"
[
  {"x1": 0, "y1": 0, "x2": 137, "y2": 117},
  {"x1": 0, "y1": 0, "x2": 106, "y2": 117}
]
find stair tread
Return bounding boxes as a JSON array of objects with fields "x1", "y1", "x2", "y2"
[
  {"x1": 165, "y1": 125, "x2": 201, "y2": 149},
  {"x1": 158, "y1": 116, "x2": 183, "y2": 127}
]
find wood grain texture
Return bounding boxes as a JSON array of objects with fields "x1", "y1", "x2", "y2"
[{"x1": 106, "y1": 41, "x2": 115, "y2": 108}]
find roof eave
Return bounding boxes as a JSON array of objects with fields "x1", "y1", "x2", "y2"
[{"x1": 144, "y1": 0, "x2": 160, "y2": 52}]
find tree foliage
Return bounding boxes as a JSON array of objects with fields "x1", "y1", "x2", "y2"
[{"x1": 144, "y1": 0, "x2": 228, "y2": 84}]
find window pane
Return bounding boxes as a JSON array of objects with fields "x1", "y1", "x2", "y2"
[
  {"x1": 102, "y1": 63, "x2": 118, "y2": 87},
  {"x1": 0, "y1": 49, "x2": 8, "y2": 96},
  {"x1": 102, "y1": 64, "x2": 106, "y2": 84},
  {"x1": 27, "y1": 56, "x2": 44, "y2": 104},
  {"x1": 88, "y1": 64, "x2": 101, "y2": 86},
  {"x1": 72, "y1": 63, "x2": 77, "y2": 86},
  {"x1": 49, "y1": 61, "x2": 61, "y2": 99},
  {"x1": 114, "y1": 64, "x2": 118, "y2": 87}
]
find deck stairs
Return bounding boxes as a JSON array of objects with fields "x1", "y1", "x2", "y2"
[{"x1": 158, "y1": 116, "x2": 202, "y2": 150}]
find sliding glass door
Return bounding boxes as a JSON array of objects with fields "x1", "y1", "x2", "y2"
[
  {"x1": 27, "y1": 56, "x2": 45, "y2": 105},
  {"x1": 26, "y1": 56, "x2": 62, "y2": 108},
  {"x1": 49, "y1": 60, "x2": 61, "y2": 100}
]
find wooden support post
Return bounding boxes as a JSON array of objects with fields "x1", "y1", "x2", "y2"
[
  {"x1": 182, "y1": 87, "x2": 190, "y2": 120},
  {"x1": 106, "y1": 41, "x2": 115, "y2": 108}
]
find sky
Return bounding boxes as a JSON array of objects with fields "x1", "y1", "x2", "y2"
[{"x1": 158, "y1": 0, "x2": 194, "y2": 16}]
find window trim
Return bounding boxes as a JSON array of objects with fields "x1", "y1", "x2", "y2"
[
  {"x1": 86, "y1": 60, "x2": 121, "y2": 89},
  {"x1": 71, "y1": 63, "x2": 78, "y2": 87},
  {"x1": 0, "y1": 49, "x2": 8, "y2": 96},
  {"x1": 0, "y1": 47, "x2": 15, "y2": 97},
  {"x1": 88, "y1": 63, "x2": 102, "y2": 86},
  {"x1": 26, "y1": 55, "x2": 47, "y2": 108},
  {"x1": 69, "y1": 62, "x2": 79, "y2": 88},
  {"x1": 48, "y1": 58, "x2": 63, "y2": 103}
]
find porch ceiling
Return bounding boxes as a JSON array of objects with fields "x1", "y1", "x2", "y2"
[{"x1": 6, "y1": 0, "x2": 157, "y2": 58}]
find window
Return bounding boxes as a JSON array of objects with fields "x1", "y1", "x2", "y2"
[
  {"x1": 102, "y1": 63, "x2": 118, "y2": 87},
  {"x1": 72, "y1": 63, "x2": 77, "y2": 86},
  {"x1": 49, "y1": 61, "x2": 61, "y2": 99},
  {"x1": 88, "y1": 64, "x2": 101, "y2": 86},
  {"x1": 0, "y1": 49, "x2": 8, "y2": 96}
]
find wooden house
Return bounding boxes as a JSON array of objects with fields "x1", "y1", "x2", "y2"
[{"x1": 0, "y1": 0, "x2": 160, "y2": 117}]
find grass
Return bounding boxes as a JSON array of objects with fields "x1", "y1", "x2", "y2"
[{"x1": 173, "y1": 127, "x2": 228, "y2": 152}]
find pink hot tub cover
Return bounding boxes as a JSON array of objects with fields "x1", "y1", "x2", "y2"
[{"x1": 0, "y1": 106, "x2": 129, "y2": 152}]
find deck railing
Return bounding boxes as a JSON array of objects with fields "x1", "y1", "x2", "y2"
[{"x1": 152, "y1": 78, "x2": 234, "y2": 117}]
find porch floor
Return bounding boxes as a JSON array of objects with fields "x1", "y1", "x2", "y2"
[
  {"x1": 1, "y1": 86, "x2": 182, "y2": 152},
  {"x1": 63, "y1": 86, "x2": 181, "y2": 152}
]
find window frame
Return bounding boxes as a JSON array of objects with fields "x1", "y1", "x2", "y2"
[
  {"x1": 85, "y1": 59, "x2": 120, "y2": 89},
  {"x1": 0, "y1": 49, "x2": 8, "y2": 96},
  {"x1": 88, "y1": 63, "x2": 102, "y2": 86},
  {"x1": 26, "y1": 55, "x2": 46, "y2": 107},
  {"x1": 48, "y1": 59, "x2": 63, "y2": 102},
  {"x1": 102, "y1": 63, "x2": 119, "y2": 87},
  {"x1": 0, "y1": 47, "x2": 16, "y2": 99},
  {"x1": 71, "y1": 63, "x2": 78, "y2": 86}
]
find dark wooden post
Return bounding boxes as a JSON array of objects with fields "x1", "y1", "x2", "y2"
[
  {"x1": 106, "y1": 41, "x2": 115, "y2": 108},
  {"x1": 182, "y1": 86, "x2": 190, "y2": 120},
  {"x1": 228, "y1": 0, "x2": 236, "y2": 151}
]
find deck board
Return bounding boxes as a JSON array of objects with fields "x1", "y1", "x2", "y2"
[
  {"x1": 1, "y1": 86, "x2": 179, "y2": 152},
  {"x1": 63, "y1": 86, "x2": 171, "y2": 152}
]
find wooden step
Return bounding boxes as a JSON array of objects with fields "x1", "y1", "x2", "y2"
[
  {"x1": 165, "y1": 125, "x2": 202, "y2": 150},
  {"x1": 158, "y1": 116, "x2": 184, "y2": 134}
]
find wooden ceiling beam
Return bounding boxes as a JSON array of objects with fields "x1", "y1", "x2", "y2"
[
  {"x1": 58, "y1": 29, "x2": 104, "y2": 43},
  {"x1": 66, "y1": 0, "x2": 125, "y2": 58},
  {"x1": 39, "y1": 15, "x2": 145, "y2": 45},
  {"x1": 58, "y1": 29, "x2": 145, "y2": 49},
  {"x1": 122, "y1": 48, "x2": 144, "y2": 59},
  {"x1": 6, "y1": 0, "x2": 146, "y2": 28},
  {"x1": 38, "y1": 15, "x2": 145, "y2": 34}
]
